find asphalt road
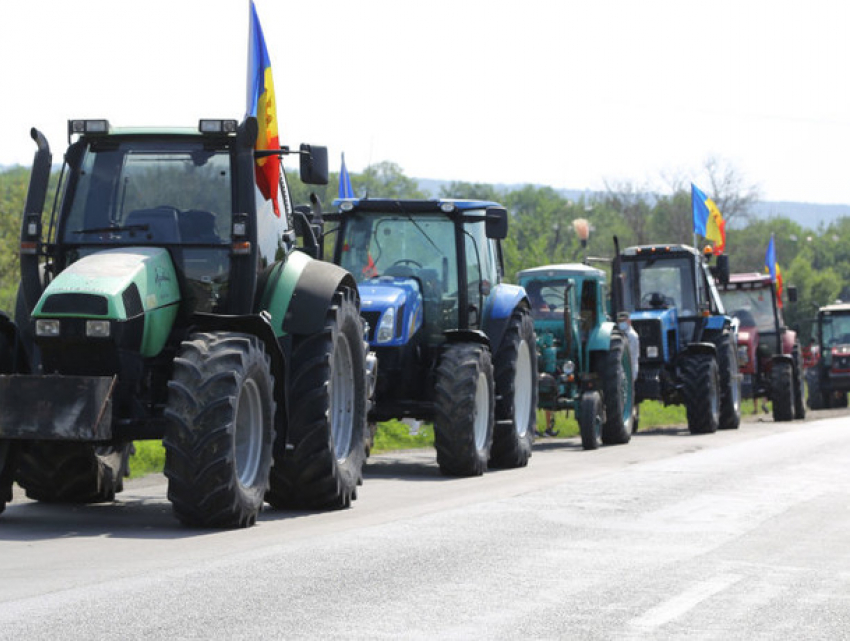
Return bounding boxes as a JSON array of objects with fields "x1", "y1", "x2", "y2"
[{"x1": 1, "y1": 408, "x2": 849, "y2": 640}]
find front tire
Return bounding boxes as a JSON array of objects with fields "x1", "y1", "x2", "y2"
[
  {"x1": 681, "y1": 354, "x2": 719, "y2": 434},
  {"x1": 600, "y1": 330, "x2": 633, "y2": 445},
  {"x1": 792, "y1": 345, "x2": 806, "y2": 419},
  {"x1": 578, "y1": 390, "x2": 604, "y2": 450},
  {"x1": 771, "y1": 361, "x2": 794, "y2": 422},
  {"x1": 716, "y1": 334, "x2": 741, "y2": 430},
  {"x1": 266, "y1": 286, "x2": 367, "y2": 510},
  {"x1": 164, "y1": 332, "x2": 275, "y2": 528},
  {"x1": 490, "y1": 308, "x2": 537, "y2": 469},
  {"x1": 433, "y1": 342, "x2": 494, "y2": 476}
]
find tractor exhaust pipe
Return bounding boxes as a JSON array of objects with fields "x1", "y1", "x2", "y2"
[{"x1": 19, "y1": 128, "x2": 52, "y2": 315}]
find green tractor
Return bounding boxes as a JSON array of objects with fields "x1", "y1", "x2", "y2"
[
  {"x1": 517, "y1": 263, "x2": 635, "y2": 450},
  {"x1": 0, "y1": 118, "x2": 373, "y2": 527}
]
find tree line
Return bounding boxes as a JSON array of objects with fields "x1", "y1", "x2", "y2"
[{"x1": 2, "y1": 159, "x2": 849, "y2": 340}]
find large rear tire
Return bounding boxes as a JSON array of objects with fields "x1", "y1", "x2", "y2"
[
  {"x1": 433, "y1": 342, "x2": 494, "y2": 476},
  {"x1": 771, "y1": 361, "x2": 794, "y2": 422},
  {"x1": 266, "y1": 286, "x2": 367, "y2": 510},
  {"x1": 164, "y1": 332, "x2": 275, "y2": 528},
  {"x1": 490, "y1": 308, "x2": 537, "y2": 469},
  {"x1": 578, "y1": 390, "x2": 604, "y2": 450},
  {"x1": 806, "y1": 368, "x2": 824, "y2": 409},
  {"x1": 681, "y1": 354, "x2": 719, "y2": 434},
  {"x1": 601, "y1": 330, "x2": 633, "y2": 445},
  {"x1": 716, "y1": 334, "x2": 741, "y2": 430}
]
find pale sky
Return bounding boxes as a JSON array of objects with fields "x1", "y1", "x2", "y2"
[{"x1": 2, "y1": 0, "x2": 850, "y2": 205}]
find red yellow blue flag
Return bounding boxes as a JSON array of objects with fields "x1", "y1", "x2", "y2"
[
  {"x1": 691, "y1": 183, "x2": 726, "y2": 253},
  {"x1": 247, "y1": 1, "x2": 280, "y2": 215},
  {"x1": 764, "y1": 234, "x2": 784, "y2": 307}
]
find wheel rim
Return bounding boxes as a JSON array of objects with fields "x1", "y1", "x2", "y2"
[
  {"x1": 330, "y1": 334, "x2": 355, "y2": 462},
  {"x1": 513, "y1": 339, "x2": 533, "y2": 437},
  {"x1": 234, "y1": 378, "x2": 263, "y2": 487},
  {"x1": 473, "y1": 371, "x2": 490, "y2": 451}
]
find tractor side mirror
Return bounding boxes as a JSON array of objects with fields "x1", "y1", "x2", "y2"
[
  {"x1": 714, "y1": 254, "x2": 730, "y2": 285},
  {"x1": 485, "y1": 207, "x2": 508, "y2": 240},
  {"x1": 299, "y1": 144, "x2": 329, "y2": 185},
  {"x1": 787, "y1": 285, "x2": 798, "y2": 303}
]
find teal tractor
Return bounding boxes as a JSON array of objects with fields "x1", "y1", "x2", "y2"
[
  {"x1": 517, "y1": 264, "x2": 635, "y2": 449},
  {"x1": 0, "y1": 118, "x2": 373, "y2": 527}
]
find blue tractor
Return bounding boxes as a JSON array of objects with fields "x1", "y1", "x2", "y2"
[
  {"x1": 617, "y1": 244, "x2": 741, "y2": 433},
  {"x1": 326, "y1": 199, "x2": 537, "y2": 476}
]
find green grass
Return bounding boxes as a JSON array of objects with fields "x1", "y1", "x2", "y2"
[{"x1": 126, "y1": 397, "x2": 763, "y2": 477}]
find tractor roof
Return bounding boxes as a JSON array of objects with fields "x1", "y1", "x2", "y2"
[
  {"x1": 820, "y1": 303, "x2": 850, "y2": 314},
  {"x1": 333, "y1": 198, "x2": 502, "y2": 214},
  {"x1": 621, "y1": 244, "x2": 701, "y2": 259},
  {"x1": 517, "y1": 263, "x2": 605, "y2": 280},
  {"x1": 722, "y1": 272, "x2": 773, "y2": 288}
]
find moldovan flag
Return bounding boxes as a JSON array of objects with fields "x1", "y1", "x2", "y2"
[
  {"x1": 339, "y1": 153, "x2": 355, "y2": 199},
  {"x1": 247, "y1": 1, "x2": 281, "y2": 215},
  {"x1": 765, "y1": 234, "x2": 784, "y2": 308},
  {"x1": 691, "y1": 184, "x2": 727, "y2": 253}
]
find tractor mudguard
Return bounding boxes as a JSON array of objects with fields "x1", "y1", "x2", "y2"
[
  {"x1": 586, "y1": 320, "x2": 615, "y2": 353},
  {"x1": 482, "y1": 284, "x2": 528, "y2": 353},
  {"x1": 771, "y1": 353, "x2": 794, "y2": 366},
  {"x1": 444, "y1": 328, "x2": 490, "y2": 346},
  {"x1": 260, "y1": 250, "x2": 358, "y2": 337},
  {"x1": 681, "y1": 342, "x2": 717, "y2": 358},
  {"x1": 0, "y1": 374, "x2": 115, "y2": 440},
  {"x1": 31, "y1": 248, "x2": 181, "y2": 358}
]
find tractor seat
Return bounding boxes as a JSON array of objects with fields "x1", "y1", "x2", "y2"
[
  {"x1": 124, "y1": 207, "x2": 181, "y2": 243},
  {"x1": 179, "y1": 210, "x2": 222, "y2": 244}
]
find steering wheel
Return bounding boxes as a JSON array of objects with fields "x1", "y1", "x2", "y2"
[
  {"x1": 641, "y1": 292, "x2": 670, "y2": 308},
  {"x1": 391, "y1": 259, "x2": 423, "y2": 269}
]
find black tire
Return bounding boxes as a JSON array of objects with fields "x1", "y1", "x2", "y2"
[
  {"x1": 16, "y1": 441, "x2": 131, "y2": 503},
  {"x1": 163, "y1": 332, "x2": 275, "y2": 528},
  {"x1": 266, "y1": 287, "x2": 367, "y2": 510},
  {"x1": 490, "y1": 308, "x2": 537, "y2": 469},
  {"x1": 578, "y1": 390, "x2": 603, "y2": 450},
  {"x1": 0, "y1": 441, "x2": 19, "y2": 515},
  {"x1": 771, "y1": 361, "x2": 794, "y2": 422},
  {"x1": 806, "y1": 369, "x2": 824, "y2": 410},
  {"x1": 632, "y1": 404, "x2": 640, "y2": 433},
  {"x1": 716, "y1": 334, "x2": 742, "y2": 430},
  {"x1": 433, "y1": 342, "x2": 495, "y2": 477},
  {"x1": 600, "y1": 330, "x2": 634, "y2": 445},
  {"x1": 792, "y1": 345, "x2": 806, "y2": 419},
  {"x1": 681, "y1": 354, "x2": 719, "y2": 434}
]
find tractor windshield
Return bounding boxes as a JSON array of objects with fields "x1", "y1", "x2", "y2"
[
  {"x1": 62, "y1": 140, "x2": 232, "y2": 245},
  {"x1": 821, "y1": 312, "x2": 850, "y2": 346},
  {"x1": 621, "y1": 256, "x2": 697, "y2": 316},
  {"x1": 720, "y1": 287, "x2": 775, "y2": 332},
  {"x1": 524, "y1": 279, "x2": 569, "y2": 320}
]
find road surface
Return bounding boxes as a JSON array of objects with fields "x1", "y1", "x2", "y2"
[{"x1": 1, "y1": 410, "x2": 849, "y2": 639}]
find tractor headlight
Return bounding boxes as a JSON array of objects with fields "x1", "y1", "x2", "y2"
[
  {"x1": 562, "y1": 360, "x2": 575, "y2": 375},
  {"x1": 646, "y1": 345, "x2": 659, "y2": 358},
  {"x1": 35, "y1": 319, "x2": 61, "y2": 337},
  {"x1": 86, "y1": 320, "x2": 111, "y2": 338},
  {"x1": 376, "y1": 308, "x2": 395, "y2": 343}
]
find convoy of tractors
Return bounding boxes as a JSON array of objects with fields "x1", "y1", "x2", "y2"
[{"x1": 0, "y1": 15, "x2": 844, "y2": 529}]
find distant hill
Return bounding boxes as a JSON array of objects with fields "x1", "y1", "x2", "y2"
[{"x1": 418, "y1": 179, "x2": 850, "y2": 230}]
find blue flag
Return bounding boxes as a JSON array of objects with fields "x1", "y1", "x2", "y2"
[{"x1": 339, "y1": 153, "x2": 355, "y2": 199}]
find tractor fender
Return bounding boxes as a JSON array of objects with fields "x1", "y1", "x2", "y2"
[
  {"x1": 771, "y1": 353, "x2": 794, "y2": 367},
  {"x1": 260, "y1": 250, "x2": 359, "y2": 337},
  {"x1": 587, "y1": 320, "x2": 615, "y2": 354},
  {"x1": 482, "y1": 284, "x2": 529, "y2": 353},
  {"x1": 444, "y1": 328, "x2": 490, "y2": 347},
  {"x1": 681, "y1": 342, "x2": 717, "y2": 358}
]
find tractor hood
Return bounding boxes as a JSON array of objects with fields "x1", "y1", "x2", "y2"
[
  {"x1": 32, "y1": 247, "x2": 181, "y2": 357},
  {"x1": 358, "y1": 277, "x2": 423, "y2": 347}
]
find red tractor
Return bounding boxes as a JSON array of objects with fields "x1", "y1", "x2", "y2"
[{"x1": 717, "y1": 273, "x2": 805, "y2": 421}]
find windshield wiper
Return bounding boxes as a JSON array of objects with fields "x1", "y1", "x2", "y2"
[{"x1": 72, "y1": 224, "x2": 150, "y2": 235}]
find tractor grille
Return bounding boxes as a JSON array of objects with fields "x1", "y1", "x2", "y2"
[
  {"x1": 41, "y1": 293, "x2": 108, "y2": 316},
  {"x1": 632, "y1": 318, "x2": 663, "y2": 363},
  {"x1": 122, "y1": 283, "x2": 143, "y2": 318},
  {"x1": 361, "y1": 311, "x2": 381, "y2": 342}
]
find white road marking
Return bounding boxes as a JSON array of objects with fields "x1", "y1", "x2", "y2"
[{"x1": 630, "y1": 573, "x2": 743, "y2": 630}]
